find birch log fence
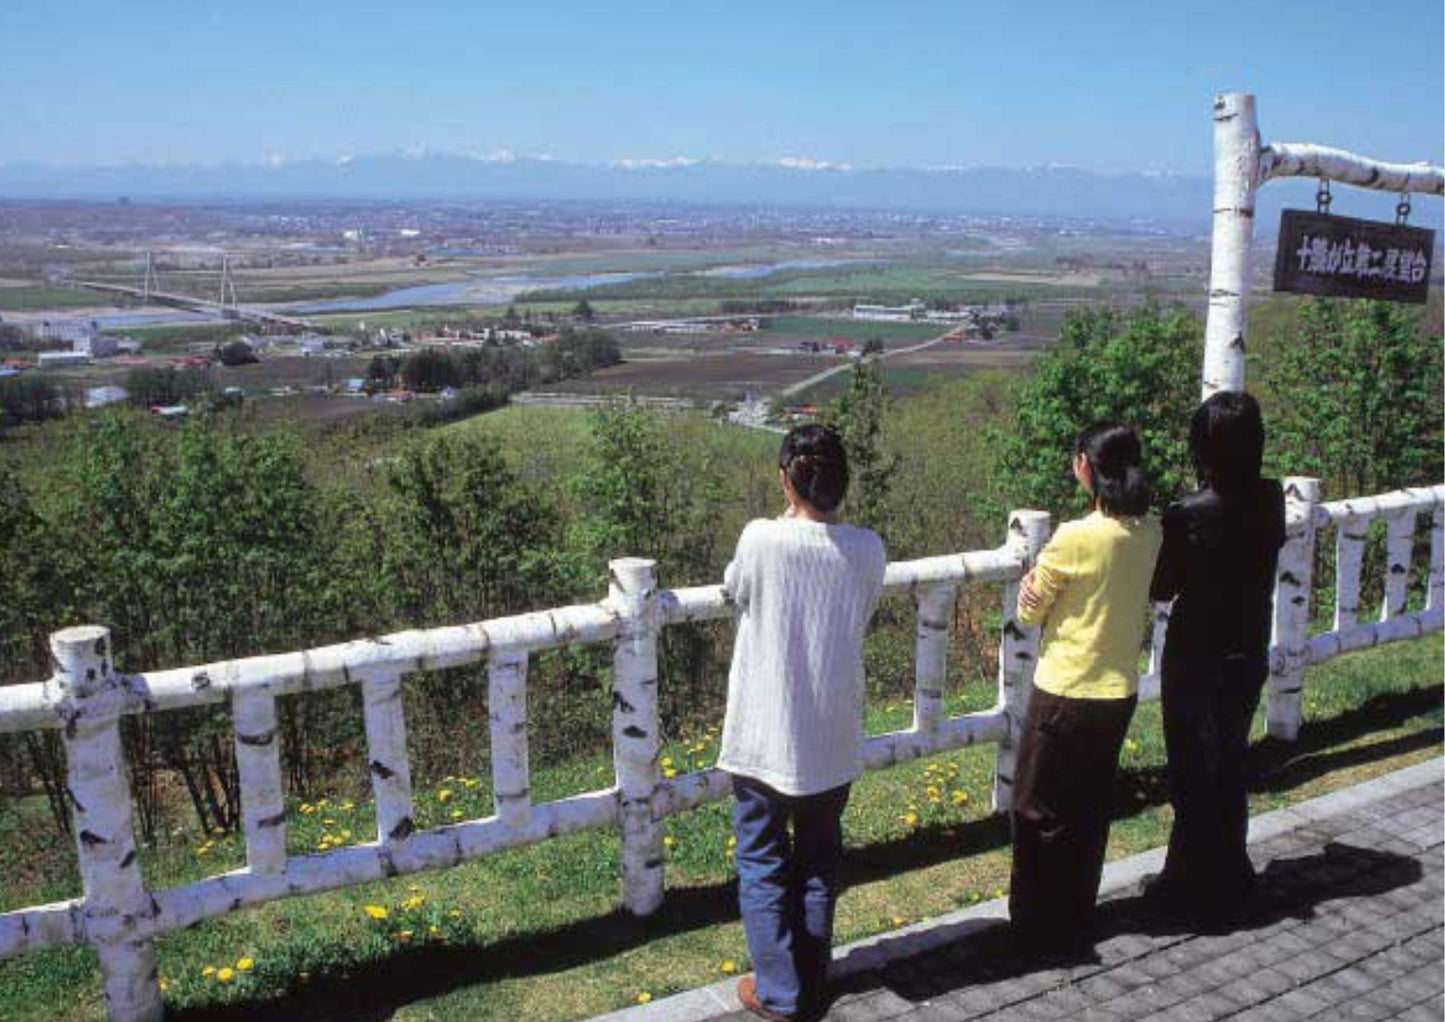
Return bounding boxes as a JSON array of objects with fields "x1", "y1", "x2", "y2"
[{"x1": 0, "y1": 481, "x2": 1441, "y2": 1022}]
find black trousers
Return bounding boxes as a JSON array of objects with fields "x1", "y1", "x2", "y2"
[
  {"x1": 1009, "y1": 687, "x2": 1136, "y2": 946},
  {"x1": 1158, "y1": 653, "x2": 1267, "y2": 913}
]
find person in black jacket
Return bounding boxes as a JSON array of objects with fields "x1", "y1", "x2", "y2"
[{"x1": 1146, "y1": 390, "x2": 1285, "y2": 925}]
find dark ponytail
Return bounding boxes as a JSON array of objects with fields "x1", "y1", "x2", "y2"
[
  {"x1": 1075, "y1": 422, "x2": 1150, "y2": 517},
  {"x1": 779, "y1": 424, "x2": 850, "y2": 514}
]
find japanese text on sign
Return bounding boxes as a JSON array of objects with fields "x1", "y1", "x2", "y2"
[{"x1": 1274, "y1": 210, "x2": 1435, "y2": 304}]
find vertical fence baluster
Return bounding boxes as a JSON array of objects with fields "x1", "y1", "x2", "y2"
[
  {"x1": 610, "y1": 557, "x2": 663, "y2": 916},
  {"x1": 234, "y1": 690, "x2": 286, "y2": 878},
  {"x1": 992, "y1": 510, "x2": 1050, "y2": 813},
  {"x1": 1267, "y1": 477, "x2": 1321, "y2": 741},
  {"x1": 1429, "y1": 507, "x2": 1444, "y2": 612},
  {"x1": 362, "y1": 668, "x2": 414, "y2": 844},
  {"x1": 1334, "y1": 522, "x2": 1366, "y2": 632},
  {"x1": 488, "y1": 650, "x2": 531, "y2": 830},
  {"x1": 913, "y1": 584, "x2": 956, "y2": 738},
  {"x1": 1380, "y1": 511, "x2": 1416, "y2": 620},
  {"x1": 52, "y1": 626, "x2": 163, "y2": 1022}
]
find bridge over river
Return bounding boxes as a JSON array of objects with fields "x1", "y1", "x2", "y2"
[{"x1": 73, "y1": 279, "x2": 315, "y2": 331}]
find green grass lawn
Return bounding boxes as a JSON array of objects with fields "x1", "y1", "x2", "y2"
[{"x1": 0, "y1": 633, "x2": 1438, "y2": 1022}]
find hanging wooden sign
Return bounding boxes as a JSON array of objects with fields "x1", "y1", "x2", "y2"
[{"x1": 1273, "y1": 210, "x2": 1434, "y2": 304}]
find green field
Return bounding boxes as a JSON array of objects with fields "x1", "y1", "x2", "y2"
[{"x1": 0, "y1": 286, "x2": 103, "y2": 311}]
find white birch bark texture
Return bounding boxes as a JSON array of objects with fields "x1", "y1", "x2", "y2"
[
  {"x1": 1260, "y1": 143, "x2": 1445, "y2": 194},
  {"x1": 912, "y1": 584, "x2": 957, "y2": 738},
  {"x1": 488, "y1": 650, "x2": 531, "y2": 829},
  {"x1": 992, "y1": 510, "x2": 1051, "y2": 813},
  {"x1": 1202, "y1": 92, "x2": 1260, "y2": 399},
  {"x1": 1380, "y1": 512, "x2": 1416, "y2": 621},
  {"x1": 233, "y1": 689, "x2": 286, "y2": 878},
  {"x1": 53, "y1": 626, "x2": 164, "y2": 1022},
  {"x1": 362, "y1": 669, "x2": 415, "y2": 847},
  {"x1": 609, "y1": 557, "x2": 663, "y2": 916},
  {"x1": 1333, "y1": 522, "x2": 1367, "y2": 632},
  {"x1": 1429, "y1": 507, "x2": 1444, "y2": 611},
  {"x1": 1267, "y1": 478, "x2": 1322, "y2": 741}
]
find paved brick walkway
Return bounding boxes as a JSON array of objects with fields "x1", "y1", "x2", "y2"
[{"x1": 595, "y1": 759, "x2": 1443, "y2": 1022}]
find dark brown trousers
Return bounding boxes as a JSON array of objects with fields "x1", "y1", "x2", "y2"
[{"x1": 1009, "y1": 686, "x2": 1136, "y2": 948}]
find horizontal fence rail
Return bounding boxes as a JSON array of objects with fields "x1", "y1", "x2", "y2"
[{"x1": 0, "y1": 481, "x2": 1440, "y2": 1022}]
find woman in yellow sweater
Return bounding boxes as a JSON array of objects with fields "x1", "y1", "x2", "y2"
[{"x1": 1010, "y1": 422, "x2": 1160, "y2": 958}]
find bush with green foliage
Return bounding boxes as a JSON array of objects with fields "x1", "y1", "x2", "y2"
[{"x1": 992, "y1": 302, "x2": 1202, "y2": 517}]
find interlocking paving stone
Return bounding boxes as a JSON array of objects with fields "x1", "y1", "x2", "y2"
[{"x1": 589, "y1": 763, "x2": 1442, "y2": 1022}]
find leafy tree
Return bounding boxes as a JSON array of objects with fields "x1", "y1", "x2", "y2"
[
  {"x1": 214, "y1": 339, "x2": 258, "y2": 366},
  {"x1": 400, "y1": 347, "x2": 460, "y2": 393},
  {"x1": 384, "y1": 431, "x2": 567, "y2": 623},
  {"x1": 573, "y1": 298, "x2": 596, "y2": 322},
  {"x1": 824, "y1": 358, "x2": 898, "y2": 537},
  {"x1": 0, "y1": 376, "x2": 68, "y2": 429},
  {"x1": 125, "y1": 365, "x2": 214, "y2": 408},
  {"x1": 993, "y1": 302, "x2": 1201, "y2": 518},
  {"x1": 1262, "y1": 298, "x2": 1443, "y2": 497}
]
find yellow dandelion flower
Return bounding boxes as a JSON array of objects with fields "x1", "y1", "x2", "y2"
[
  {"x1": 951, "y1": 790, "x2": 969, "y2": 805},
  {"x1": 401, "y1": 895, "x2": 425, "y2": 911},
  {"x1": 216, "y1": 967, "x2": 235, "y2": 983},
  {"x1": 201, "y1": 965, "x2": 216, "y2": 977},
  {"x1": 236, "y1": 957, "x2": 255, "y2": 972},
  {"x1": 900, "y1": 811, "x2": 919, "y2": 826},
  {"x1": 428, "y1": 925, "x2": 441, "y2": 937},
  {"x1": 636, "y1": 992, "x2": 652, "y2": 1005},
  {"x1": 340, "y1": 801, "x2": 355, "y2": 811},
  {"x1": 663, "y1": 835, "x2": 675, "y2": 848},
  {"x1": 437, "y1": 789, "x2": 452, "y2": 802},
  {"x1": 396, "y1": 930, "x2": 413, "y2": 942},
  {"x1": 720, "y1": 959, "x2": 738, "y2": 974},
  {"x1": 449, "y1": 909, "x2": 462, "y2": 919},
  {"x1": 364, "y1": 904, "x2": 388, "y2": 920},
  {"x1": 449, "y1": 809, "x2": 463, "y2": 820},
  {"x1": 159, "y1": 979, "x2": 170, "y2": 993},
  {"x1": 891, "y1": 916, "x2": 906, "y2": 927},
  {"x1": 323, "y1": 818, "x2": 336, "y2": 826},
  {"x1": 662, "y1": 767, "x2": 678, "y2": 779},
  {"x1": 340, "y1": 829, "x2": 352, "y2": 840},
  {"x1": 660, "y1": 756, "x2": 673, "y2": 768},
  {"x1": 727, "y1": 835, "x2": 737, "y2": 847},
  {"x1": 993, "y1": 887, "x2": 1005, "y2": 898}
]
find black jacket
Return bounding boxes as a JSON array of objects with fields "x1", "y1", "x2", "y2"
[{"x1": 1150, "y1": 479, "x2": 1286, "y2": 661}]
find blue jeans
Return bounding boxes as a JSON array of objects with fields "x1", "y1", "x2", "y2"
[{"x1": 731, "y1": 773, "x2": 851, "y2": 1017}]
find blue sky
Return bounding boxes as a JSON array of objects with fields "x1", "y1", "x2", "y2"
[{"x1": 1, "y1": 0, "x2": 1440, "y2": 172}]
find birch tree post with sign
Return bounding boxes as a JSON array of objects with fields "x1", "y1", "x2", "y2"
[{"x1": 1202, "y1": 92, "x2": 1443, "y2": 399}]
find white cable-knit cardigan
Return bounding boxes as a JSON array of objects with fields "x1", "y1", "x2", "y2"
[{"x1": 716, "y1": 517, "x2": 887, "y2": 796}]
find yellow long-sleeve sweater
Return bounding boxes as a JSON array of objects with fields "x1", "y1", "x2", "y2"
[{"x1": 1018, "y1": 510, "x2": 1161, "y2": 700}]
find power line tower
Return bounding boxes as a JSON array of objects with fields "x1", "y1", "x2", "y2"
[
  {"x1": 142, "y1": 250, "x2": 160, "y2": 303},
  {"x1": 218, "y1": 254, "x2": 239, "y2": 311}
]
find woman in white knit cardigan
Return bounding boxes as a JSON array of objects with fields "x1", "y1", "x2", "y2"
[{"x1": 718, "y1": 424, "x2": 887, "y2": 1022}]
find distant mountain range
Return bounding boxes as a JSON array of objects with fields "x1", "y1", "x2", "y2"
[{"x1": 0, "y1": 154, "x2": 1220, "y2": 225}]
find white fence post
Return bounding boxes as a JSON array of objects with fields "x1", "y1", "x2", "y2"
[
  {"x1": 234, "y1": 690, "x2": 286, "y2": 881},
  {"x1": 912, "y1": 584, "x2": 956, "y2": 737},
  {"x1": 992, "y1": 510, "x2": 1051, "y2": 813},
  {"x1": 488, "y1": 650, "x2": 531, "y2": 829},
  {"x1": 1267, "y1": 477, "x2": 1321, "y2": 740},
  {"x1": 1380, "y1": 512, "x2": 1416, "y2": 620},
  {"x1": 1429, "y1": 507, "x2": 1444, "y2": 612},
  {"x1": 610, "y1": 557, "x2": 663, "y2": 916},
  {"x1": 1202, "y1": 91, "x2": 1261, "y2": 399},
  {"x1": 1334, "y1": 522, "x2": 1367, "y2": 632},
  {"x1": 362, "y1": 668, "x2": 415, "y2": 844},
  {"x1": 52, "y1": 626, "x2": 163, "y2": 1022}
]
